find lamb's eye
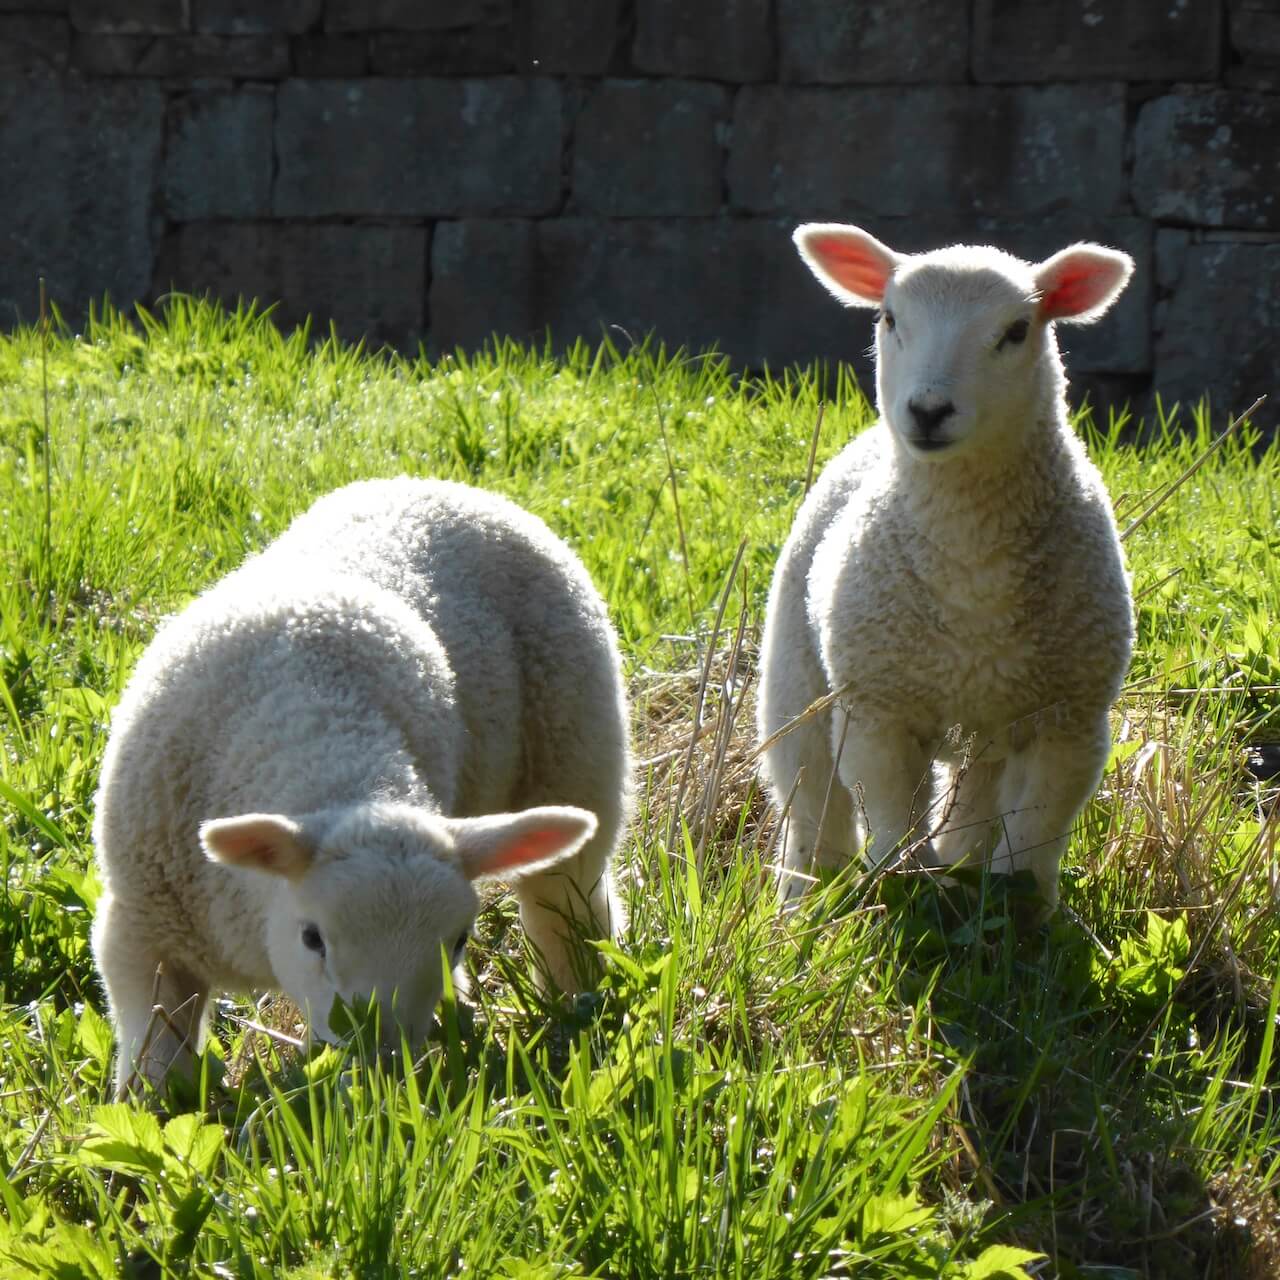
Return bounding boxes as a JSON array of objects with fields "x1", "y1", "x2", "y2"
[
  {"x1": 998, "y1": 318, "x2": 1029, "y2": 350},
  {"x1": 300, "y1": 922, "x2": 325, "y2": 957},
  {"x1": 880, "y1": 309, "x2": 896, "y2": 332},
  {"x1": 451, "y1": 932, "x2": 468, "y2": 964}
]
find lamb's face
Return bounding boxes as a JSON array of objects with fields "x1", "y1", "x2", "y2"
[
  {"x1": 201, "y1": 800, "x2": 597, "y2": 1052},
  {"x1": 274, "y1": 837, "x2": 477, "y2": 1048},
  {"x1": 791, "y1": 223, "x2": 1134, "y2": 461},
  {"x1": 875, "y1": 251, "x2": 1043, "y2": 460}
]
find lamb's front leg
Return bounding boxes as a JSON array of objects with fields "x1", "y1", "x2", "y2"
[
  {"x1": 94, "y1": 895, "x2": 210, "y2": 1097},
  {"x1": 835, "y1": 719, "x2": 932, "y2": 869},
  {"x1": 990, "y1": 718, "x2": 1111, "y2": 911},
  {"x1": 931, "y1": 760, "x2": 1002, "y2": 869}
]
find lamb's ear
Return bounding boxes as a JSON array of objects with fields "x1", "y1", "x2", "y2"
[
  {"x1": 1034, "y1": 243, "x2": 1133, "y2": 325},
  {"x1": 793, "y1": 223, "x2": 901, "y2": 307},
  {"x1": 450, "y1": 806, "x2": 597, "y2": 881},
  {"x1": 201, "y1": 813, "x2": 314, "y2": 878}
]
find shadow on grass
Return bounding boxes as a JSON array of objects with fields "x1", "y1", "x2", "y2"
[{"x1": 858, "y1": 868, "x2": 1276, "y2": 1278}]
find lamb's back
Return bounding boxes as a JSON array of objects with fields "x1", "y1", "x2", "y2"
[{"x1": 261, "y1": 477, "x2": 622, "y2": 813}]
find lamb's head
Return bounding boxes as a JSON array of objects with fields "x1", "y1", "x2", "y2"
[
  {"x1": 200, "y1": 800, "x2": 596, "y2": 1048},
  {"x1": 794, "y1": 224, "x2": 1133, "y2": 459}
]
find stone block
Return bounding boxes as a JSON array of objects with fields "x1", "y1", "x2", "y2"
[
  {"x1": 428, "y1": 219, "x2": 537, "y2": 352},
  {"x1": 1231, "y1": 5, "x2": 1280, "y2": 61},
  {"x1": 0, "y1": 14, "x2": 68, "y2": 70},
  {"x1": 974, "y1": 0, "x2": 1222, "y2": 82},
  {"x1": 729, "y1": 85, "x2": 1125, "y2": 219},
  {"x1": 153, "y1": 222, "x2": 427, "y2": 348},
  {"x1": 572, "y1": 80, "x2": 729, "y2": 216},
  {"x1": 163, "y1": 87, "x2": 272, "y2": 220},
  {"x1": 72, "y1": 31, "x2": 288, "y2": 75},
  {"x1": 71, "y1": 32, "x2": 148, "y2": 71},
  {"x1": 369, "y1": 24, "x2": 514, "y2": 74},
  {"x1": 524, "y1": 0, "x2": 618, "y2": 74},
  {"x1": 1133, "y1": 92, "x2": 1280, "y2": 230},
  {"x1": 0, "y1": 78, "x2": 163, "y2": 325},
  {"x1": 69, "y1": 0, "x2": 187, "y2": 33},
  {"x1": 1227, "y1": 64, "x2": 1280, "y2": 91},
  {"x1": 275, "y1": 78, "x2": 562, "y2": 217},
  {"x1": 529, "y1": 218, "x2": 847, "y2": 370},
  {"x1": 192, "y1": 0, "x2": 321, "y2": 34},
  {"x1": 1153, "y1": 233, "x2": 1280, "y2": 419},
  {"x1": 777, "y1": 0, "x2": 967, "y2": 83},
  {"x1": 633, "y1": 0, "x2": 772, "y2": 81},
  {"x1": 325, "y1": 0, "x2": 508, "y2": 32},
  {"x1": 1154, "y1": 228, "x2": 1191, "y2": 293},
  {"x1": 292, "y1": 32, "x2": 365, "y2": 74}
]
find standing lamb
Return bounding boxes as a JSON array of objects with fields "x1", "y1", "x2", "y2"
[
  {"x1": 93, "y1": 476, "x2": 631, "y2": 1095},
  {"x1": 757, "y1": 224, "x2": 1134, "y2": 910}
]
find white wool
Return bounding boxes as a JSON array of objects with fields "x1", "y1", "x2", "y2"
[
  {"x1": 93, "y1": 477, "x2": 631, "y2": 1094},
  {"x1": 758, "y1": 225, "x2": 1134, "y2": 910}
]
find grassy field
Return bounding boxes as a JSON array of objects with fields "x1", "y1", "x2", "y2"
[{"x1": 0, "y1": 300, "x2": 1278, "y2": 1278}]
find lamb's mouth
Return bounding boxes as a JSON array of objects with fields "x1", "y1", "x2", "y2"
[{"x1": 908, "y1": 436, "x2": 954, "y2": 452}]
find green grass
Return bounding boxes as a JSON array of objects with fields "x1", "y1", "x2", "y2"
[{"x1": 0, "y1": 298, "x2": 1278, "y2": 1277}]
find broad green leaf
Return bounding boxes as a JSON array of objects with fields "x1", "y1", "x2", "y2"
[
  {"x1": 78, "y1": 1104, "x2": 165, "y2": 1177},
  {"x1": 964, "y1": 1243, "x2": 1046, "y2": 1278},
  {"x1": 163, "y1": 1112, "x2": 224, "y2": 1176},
  {"x1": 861, "y1": 1189, "x2": 934, "y2": 1236},
  {"x1": 168, "y1": 1187, "x2": 215, "y2": 1260},
  {"x1": 3, "y1": 1221, "x2": 119, "y2": 1280},
  {"x1": 75, "y1": 1004, "x2": 113, "y2": 1072}
]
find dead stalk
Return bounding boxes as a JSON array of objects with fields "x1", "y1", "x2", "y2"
[
  {"x1": 1120, "y1": 394, "x2": 1265, "y2": 542},
  {"x1": 668, "y1": 538, "x2": 748, "y2": 853},
  {"x1": 802, "y1": 402, "x2": 825, "y2": 497}
]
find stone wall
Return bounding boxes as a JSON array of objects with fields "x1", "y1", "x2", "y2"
[{"x1": 0, "y1": 1, "x2": 1275, "y2": 417}]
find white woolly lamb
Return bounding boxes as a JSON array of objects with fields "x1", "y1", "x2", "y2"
[
  {"x1": 757, "y1": 224, "x2": 1134, "y2": 910},
  {"x1": 93, "y1": 476, "x2": 631, "y2": 1095}
]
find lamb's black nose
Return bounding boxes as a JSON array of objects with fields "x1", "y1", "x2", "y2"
[{"x1": 908, "y1": 399, "x2": 956, "y2": 437}]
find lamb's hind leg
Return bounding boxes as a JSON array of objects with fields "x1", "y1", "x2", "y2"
[
  {"x1": 93, "y1": 895, "x2": 209, "y2": 1097},
  {"x1": 513, "y1": 617, "x2": 632, "y2": 994},
  {"x1": 769, "y1": 709, "x2": 856, "y2": 902},
  {"x1": 758, "y1": 579, "x2": 856, "y2": 901}
]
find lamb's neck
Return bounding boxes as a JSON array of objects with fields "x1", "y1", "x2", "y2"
[{"x1": 891, "y1": 409, "x2": 1070, "y2": 546}]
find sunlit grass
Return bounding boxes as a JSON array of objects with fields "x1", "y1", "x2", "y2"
[{"x1": 0, "y1": 299, "x2": 1277, "y2": 1276}]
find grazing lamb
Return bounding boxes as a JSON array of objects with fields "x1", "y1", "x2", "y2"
[
  {"x1": 93, "y1": 477, "x2": 631, "y2": 1095},
  {"x1": 757, "y1": 224, "x2": 1134, "y2": 911}
]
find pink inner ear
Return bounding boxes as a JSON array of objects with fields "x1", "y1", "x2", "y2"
[
  {"x1": 218, "y1": 829, "x2": 269, "y2": 863},
  {"x1": 808, "y1": 234, "x2": 894, "y2": 301},
  {"x1": 228, "y1": 833, "x2": 287, "y2": 869},
  {"x1": 484, "y1": 824, "x2": 580, "y2": 874},
  {"x1": 1039, "y1": 261, "x2": 1115, "y2": 320},
  {"x1": 202, "y1": 815, "x2": 310, "y2": 876}
]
